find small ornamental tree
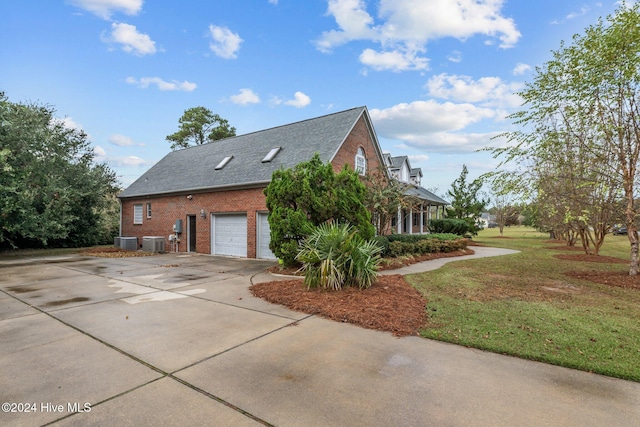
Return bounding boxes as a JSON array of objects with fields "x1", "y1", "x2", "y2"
[
  {"x1": 264, "y1": 154, "x2": 375, "y2": 266},
  {"x1": 446, "y1": 164, "x2": 488, "y2": 234},
  {"x1": 362, "y1": 166, "x2": 412, "y2": 235}
]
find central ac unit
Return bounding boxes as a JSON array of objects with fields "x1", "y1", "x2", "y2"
[
  {"x1": 142, "y1": 236, "x2": 165, "y2": 253},
  {"x1": 120, "y1": 237, "x2": 138, "y2": 251}
]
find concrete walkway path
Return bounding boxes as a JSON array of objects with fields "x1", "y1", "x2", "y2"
[
  {"x1": 379, "y1": 245, "x2": 520, "y2": 275},
  {"x1": 1, "y1": 250, "x2": 639, "y2": 427}
]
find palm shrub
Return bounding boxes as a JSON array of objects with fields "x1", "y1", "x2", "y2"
[{"x1": 297, "y1": 223, "x2": 383, "y2": 290}]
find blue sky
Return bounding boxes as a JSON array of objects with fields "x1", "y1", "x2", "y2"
[{"x1": 1, "y1": 0, "x2": 630, "y2": 196}]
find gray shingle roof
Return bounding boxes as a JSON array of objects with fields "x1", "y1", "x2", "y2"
[
  {"x1": 388, "y1": 155, "x2": 408, "y2": 170},
  {"x1": 119, "y1": 107, "x2": 368, "y2": 198},
  {"x1": 405, "y1": 186, "x2": 449, "y2": 206}
]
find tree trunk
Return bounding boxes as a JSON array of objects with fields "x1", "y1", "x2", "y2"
[
  {"x1": 629, "y1": 228, "x2": 639, "y2": 276},
  {"x1": 625, "y1": 177, "x2": 639, "y2": 275}
]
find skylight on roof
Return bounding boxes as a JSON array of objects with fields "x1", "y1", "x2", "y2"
[
  {"x1": 215, "y1": 155, "x2": 233, "y2": 170},
  {"x1": 262, "y1": 147, "x2": 281, "y2": 163}
]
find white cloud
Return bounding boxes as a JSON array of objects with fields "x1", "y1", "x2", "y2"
[
  {"x1": 566, "y1": 6, "x2": 590, "y2": 20},
  {"x1": 425, "y1": 73, "x2": 522, "y2": 108},
  {"x1": 513, "y1": 63, "x2": 531, "y2": 76},
  {"x1": 284, "y1": 91, "x2": 311, "y2": 108},
  {"x1": 447, "y1": 50, "x2": 462, "y2": 63},
  {"x1": 316, "y1": 0, "x2": 521, "y2": 71},
  {"x1": 126, "y1": 77, "x2": 197, "y2": 91},
  {"x1": 59, "y1": 117, "x2": 83, "y2": 131},
  {"x1": 109, "y1": 133, "x2": 143, "y2": 146},
  {"x1": 371, "y1": 100, "x2": 495, "y2": 134},
  {"x1": 105, "y1": 23, "x2": 156, "y2": 55},
  {"x1": 93, "y1": 145, "x2": 107, "y2": 157},
  {"x1": 68, "y1": 0, "x2": 143, "y2": 20},
  {"x1": 315, "y1": 0, "x2": 377, "y2": 53},
  {"x1": 230, "y1": 88, "x2": 260, "y2": 105},
  {"x1": 409, "y1": 154, "x2": 430, "y2": 163},
  {"x1": 208, "y1": 25, "x2": 243, "y2": 59},
  {"x1": 359, "y1": 48, "x2": 428, "y2": 72},
  {"x1": 370, "y1": 101, "x2": 497, "y2": 153},
  {"x1": 378, "y1": 0, "x2": 521, "y2": 48},
  {"x1": 109, "y1": 156, "x2": 148, "y2": 167}
]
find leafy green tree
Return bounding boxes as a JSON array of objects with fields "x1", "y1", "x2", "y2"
[
  {"x1": 166, "y1": 106, "x2": 236, "y2": 150},
  {"x1": 489, "y1": 182, "x2": 522, "y2": 237},
  {"x1": 362, "y1": 166, "x2": 414, "y2": 235},
  {"x1": 0, "y1": 92, "x2": 119, "y2": 249},
  {"x1": 264, "y1": 154, "x2": 375, "y2": 266},
  {"x1": 446, "y1": 165, "x2": 488, "y2": 233},
  {"x1": 490, "y1": 3, "x2": 640, "y2": 272}
]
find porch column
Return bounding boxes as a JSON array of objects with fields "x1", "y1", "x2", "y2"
[
  {"x1": 409, "y1": 207, "x2": 413, "y2": 234},
  {"x1": 397, "y1": 206, "x2": 402, "y2": 234}
]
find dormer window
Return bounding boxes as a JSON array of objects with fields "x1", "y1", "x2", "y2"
[
  {"x1": 355, "y1": 147, "x2": 366, "y2": 176},
  {"x1": 400, "y1": 162, "x2": 409, "y2": 182},
  {"x1": 215, "y1": 155, "x2": 233, "y2": 170},
  {"x1": 262, "y1": 147, "x2": 281, "y2": 163}
]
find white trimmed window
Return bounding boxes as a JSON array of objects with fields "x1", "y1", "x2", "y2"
[
  {"x1": 355, "y1": 147, "x2": 366, "y2": 175},
  {"x1": 133, "y1": 204, "x2": 143, "y2": 224}
]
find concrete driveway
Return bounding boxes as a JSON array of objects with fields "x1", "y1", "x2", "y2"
[{"x1": 1, "y1": 251, "x2": 639, "y2": 427}]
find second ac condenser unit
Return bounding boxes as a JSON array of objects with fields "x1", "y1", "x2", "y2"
[{"x1": 142, "y1": 236, "x2": 165, "y2": 253}]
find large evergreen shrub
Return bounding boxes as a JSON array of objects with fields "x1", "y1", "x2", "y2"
[{"x1": 264, "y1": 154, "x2": 374, "y2": 266}]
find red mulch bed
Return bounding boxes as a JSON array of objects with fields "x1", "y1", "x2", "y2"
[
  {"x1": 252, "y1": 243, "x2": 639, "y2": 337},
  {"x1": 547, "y1": 245, "x2": 584, "y2": 251},
  {"x1": 554, "y1": 253, "x2": 628, "y2": 264},
  {"x1": 565, "y1": 270, "x2": 640, "y2": 290},
  {"x1": 250, "y1": 274, "x2": 427, "y2": 336},
  {"x1": 256, "y1": 249, "x2": 475, "y2": 336},
  {"x1": 557, "y1": 252, "x2": 640, "y2": 290}
]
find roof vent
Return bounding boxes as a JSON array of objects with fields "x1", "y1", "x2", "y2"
[
  {"x1": 215, "y1": 155, "x2": 233, "y2": 170},
  {"x1": 261, "y1": 147, "x2": 281, "y2": 163}
]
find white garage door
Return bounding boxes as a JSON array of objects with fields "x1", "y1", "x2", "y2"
[
  {"x1": 211, "y1": 214, "x2": 247, "y2": 257},
  {"x1": 257, "y1": 213, "x2": 276, "y2": 260}
]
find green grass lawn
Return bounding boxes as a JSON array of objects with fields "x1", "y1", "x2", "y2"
[{"x1": 407, "y1": 226, "x2": 640, "y2": 382}]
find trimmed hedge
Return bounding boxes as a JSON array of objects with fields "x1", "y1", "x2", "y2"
[
  {"x1": 428, "y1": 218, "x2": 475, "y2": 235},
  {"x1": 385, "y1": 233, "x2": 461, "y2": 243},
  {"x1": 375, "y1": 234, "x2": 467, "y2": 258}
]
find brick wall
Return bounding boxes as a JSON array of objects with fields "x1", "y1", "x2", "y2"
[
  {"x1": 331, "y1": 115, "x2": 382, "y2": 174},
  {"x1": 121, "y1": 187, "x2": 267, "y2": 257}
]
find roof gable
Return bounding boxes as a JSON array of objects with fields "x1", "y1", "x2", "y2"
[{"x1": 119, "y1": 107, "x2": 372, "y2": 198}]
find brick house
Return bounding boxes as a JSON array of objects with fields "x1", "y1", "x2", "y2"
[{"x1": 118, "y1": 106, "x2": 447, "y2": 258}]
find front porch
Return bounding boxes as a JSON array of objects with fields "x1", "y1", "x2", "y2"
[{"x1": 392, "y1": 186, "x2": 448, "y2": 234}]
